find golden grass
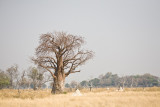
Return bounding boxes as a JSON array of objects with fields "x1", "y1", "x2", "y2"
[
  {"x1": 0, "y1": 87, "x2": 160, "y2": 107},
  {"x1": 0, "y1": 89, "x2": 51, "y2": 99}
]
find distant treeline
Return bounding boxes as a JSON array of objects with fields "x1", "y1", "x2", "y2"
[
  {"x1": 1, "y1": 64, "x2": 160, "y2": 90},
  {"x1": 66, "y1": 72, "x2": 160, "y2": 88},
  {"x1": 0, "y1": 65, "x2": 51, "y2": 90}
]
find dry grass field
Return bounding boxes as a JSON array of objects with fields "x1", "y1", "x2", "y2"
[{"x1": 0, "y1": 87, "x2": 160, "y2": 107}]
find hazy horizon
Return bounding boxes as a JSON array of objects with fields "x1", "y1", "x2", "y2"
[{"x1": 0, "y1": 0, "x2": 160, "y2": 83}]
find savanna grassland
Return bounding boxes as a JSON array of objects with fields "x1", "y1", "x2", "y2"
[{"x1": 0, "y1": 87, "x2": 160, "y2": 107}]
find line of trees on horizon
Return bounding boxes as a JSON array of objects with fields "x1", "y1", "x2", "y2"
[
  {"x1": 0, "y1": 65, "x2": 52, "y2": 90},
  {"x1": 65, "y1": 72, "x2": 160, "y2": 89},
  {"x1": 1, "y1": 65, "x2": 160, "y2": 90}
]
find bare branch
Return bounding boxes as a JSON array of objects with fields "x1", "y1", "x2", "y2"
[
  {"x1": 38, "y1": 64, "x2": 57, "y2": 79},
  {"x1": 65, "y1": 70, "x2": 80, "y2": 77}
]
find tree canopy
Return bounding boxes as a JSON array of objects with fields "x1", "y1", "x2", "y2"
[{"x1": 33, "y1": 31, "x2": 93, "y2": 93}]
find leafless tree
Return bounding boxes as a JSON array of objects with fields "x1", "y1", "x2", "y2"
[
  {"x1": 6, "y1": 65, "x2": 19, "y2": 88},
  {"x1": 118, "y1": 76, "x2": 126, "y2": 89},
  {"x1": 70, "y1": 81, "x2": 78, "y2": 89},
  {"x1": 18, "y1": 70, "x2": 30, "y2": 89},
  {"x1": 33, "y1": 31, "x2": 93, "y2": 94}
]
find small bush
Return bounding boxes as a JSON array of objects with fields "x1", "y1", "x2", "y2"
[{"x1": 63, "y1": 92, "x2": 67, "y2": 94}]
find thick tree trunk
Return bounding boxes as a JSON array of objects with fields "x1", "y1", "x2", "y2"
[
  {"x1": 51, "y1": 56, "x2": 66, "y2": 94},
  {"x1": 51, "y1": 75, "x2": 65, "y2": 94}
]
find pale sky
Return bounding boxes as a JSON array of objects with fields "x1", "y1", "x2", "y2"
[{"x1": 0, "y1": 0, "x2": 160, "y2": 83}]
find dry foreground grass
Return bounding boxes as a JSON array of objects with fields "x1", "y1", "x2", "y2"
[{"x1": 0, "y1": 87, "x2": 160, "y2": 107}]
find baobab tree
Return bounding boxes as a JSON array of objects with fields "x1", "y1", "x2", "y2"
[{"x1": 33, "y1": 32, "x2": 93, "y2": 94}]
